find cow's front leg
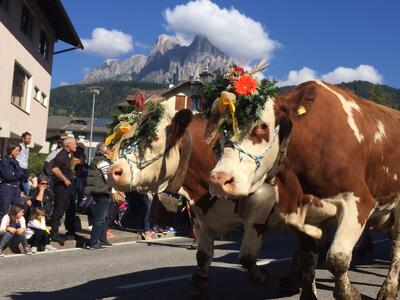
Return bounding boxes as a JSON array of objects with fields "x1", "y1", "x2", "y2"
[
  {"x1": 190, "y1": 229, "x2": 215, "y2": 300},
  {"x1": 326, "y1": 191, "x2": 374, "y2": 300},
  {"x1": 377, "y1": 208, "x2": 400, "y2": 300},
  {"x1": 296, "y1": 232, "x2": 319, "y2": 300},
  {"x1": 239, "y1": 222, "x2": 268, "y2": 285}
]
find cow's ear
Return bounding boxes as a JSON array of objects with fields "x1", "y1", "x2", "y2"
[
  {"x1": 282, "y1": 83, "x2": 317, "y2": 119},
  {"x1": 169, "y1": 109, "x2": 193, "y2": 144},
  {"x1": 204, "y1": 98, "x2": 225, "y2": 144}
]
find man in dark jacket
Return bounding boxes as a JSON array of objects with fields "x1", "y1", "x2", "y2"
[
  {"x1": 49, "y1": 137, "x2": 77, "y2": 244},
  {"x1": 84, "y1": 143, "x2": 113, "y2": 250},
  {"x1": 0, "y1": 144, "x2": 24, "y2": 220}
]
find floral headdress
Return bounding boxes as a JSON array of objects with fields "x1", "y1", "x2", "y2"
[
  {"x1": 202, "y1": 59, "x2": 278, "y2": 140},
  {"x1": 105, "y1": 95, "x2": 165, "y2": 157}
]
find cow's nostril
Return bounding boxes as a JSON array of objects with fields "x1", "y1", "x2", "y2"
[
  {"x1": 113, "y1": 168, "x2": 123, "y2": 176},
  {"x1": 224, "y1": 177, "x2": 234, "y2": 185}
]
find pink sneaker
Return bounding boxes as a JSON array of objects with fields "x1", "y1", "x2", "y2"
[{"x1": 24, "y1": 246, "x2": 32, "y2": 255}]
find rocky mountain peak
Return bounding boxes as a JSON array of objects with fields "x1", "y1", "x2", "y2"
[
  {"x1": 149, "y1": 34, "x2": 182, "y2": 58},
  {"x1": 81, "y1": 34, "x2": 232, "y2": 84}
]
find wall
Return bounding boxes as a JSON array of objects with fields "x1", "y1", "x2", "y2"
[{"x1": 0, "y1": 0, "x2": 55, "y2": 149}]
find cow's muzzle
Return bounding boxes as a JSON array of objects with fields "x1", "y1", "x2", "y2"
[{"x1": 209, "y1": 172, "x2": 236, "y2": 196}]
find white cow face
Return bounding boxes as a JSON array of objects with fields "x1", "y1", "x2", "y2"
[
  {"x1": 107, "y1": 107, "x2": 192, "y2": 193},
  {"x1": 207, "y1": 98, "x2": 292, "y2": 198}
]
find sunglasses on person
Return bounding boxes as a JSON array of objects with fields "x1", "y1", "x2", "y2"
[{"x1": 39, "y1": 182, "x2": 48, "y2": 185}]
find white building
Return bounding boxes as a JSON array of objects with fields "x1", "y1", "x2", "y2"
[{"x1": 0, "y1": 0, "x2": 82, "y2": 155}]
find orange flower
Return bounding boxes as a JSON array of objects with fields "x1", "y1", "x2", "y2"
[{"x1": 234, "y1": 75, "x2": 257, "y2": 96}]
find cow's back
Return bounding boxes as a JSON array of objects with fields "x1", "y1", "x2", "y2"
[{"x1": 279, "y1": 80, "x2": 400, "y2": 200}]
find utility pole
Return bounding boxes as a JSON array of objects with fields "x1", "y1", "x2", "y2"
[{"x1": 88, "y1": 87, "x2": 100, "y2": 163}]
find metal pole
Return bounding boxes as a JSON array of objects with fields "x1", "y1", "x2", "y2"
[{"x1": 88, "y1": 91, "x2": 97, "y2": 163}]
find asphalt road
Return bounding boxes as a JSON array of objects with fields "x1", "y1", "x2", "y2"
[{"x1": 0, "y1": 230, "x2": 392, "y2": 300}]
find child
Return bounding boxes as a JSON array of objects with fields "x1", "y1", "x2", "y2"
[
  {"x1": 0, "y1": 204, "x2": 31, "y2": 256},
  {"x1": 26, "y1": 207, "x2": 56, "y2": 253}
]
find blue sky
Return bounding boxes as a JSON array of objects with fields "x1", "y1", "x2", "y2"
[{"x1": 52, "y1": 0, "x2": 400, "y2": 88}]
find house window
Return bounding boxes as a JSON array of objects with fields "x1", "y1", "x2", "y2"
[
  {"x1": 20, "y1": 5, "x2": 34, "y2": 39},
  {"x1": 41, "y1": 92, "x2": 47, "y2": 106},
  {"x1": 175, "y1": 95, "x2": 186, "y2": 110},
  {"x1": 39, "y1": 30, "x2": 50, "y2": 59},
  {"x1": 33, "y1": 86, "x2": 39, "y2": 101},
  {"x1": 0, "y1": 0, "x2": 9, "y2": 11},
  {"x1": 11, "y1": 63, "x2": 30, "y2": 110}
]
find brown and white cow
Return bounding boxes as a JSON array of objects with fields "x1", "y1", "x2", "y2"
[
  {"x1": 207, "y1": 80, "x2": 400, "y2": 300},
  {"x1": 107, "y1": 100, "x2": 282, "y2": 299}
]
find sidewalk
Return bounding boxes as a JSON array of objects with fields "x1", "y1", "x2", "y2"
[{"x1": 1, "y1": 214, "x2": 180, "y2": 255}]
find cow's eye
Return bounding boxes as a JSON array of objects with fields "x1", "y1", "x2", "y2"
[{"x1": 260, "y1": 123, "x2": 268, "y2": 130}]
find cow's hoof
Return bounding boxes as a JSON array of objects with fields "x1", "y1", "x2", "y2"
[
  {"x1": 300, "y1": 289, "x2": 317, "y2": 300},
  {"x1": 190, "y1": 273, "x2": 208, "y2": 300},
  {"x1": 278, "y1": 275, "x2": 300, "y2": 295},
  {"x1": 333, "y1": 284, "x2": 361, "y2": 300},
  {"x1": 249, "y1": 269, "x2": 269, "y2": 285},
  {"x1": 376, "y1": 283, "x2": 398, "y2": 300},
  {"x1": 189, "y1": 289, "x2": 208, "y2": 300}
]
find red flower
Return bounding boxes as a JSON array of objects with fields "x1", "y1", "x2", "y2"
[
  {"x1": 233, "y1": 66, "x2": 245, "y2": 75},
  {"x1": 234, "y1": 75, "x2": 257, "y2": 96}
]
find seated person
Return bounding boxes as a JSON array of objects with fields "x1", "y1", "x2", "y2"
[
  {"x1": 0, "y1": 204, "x2": 31, "y2": 256},
  {"x1": 26, "y1": 207, "x2": 56, "y2": 253},
  {"x1": 25, "y1": 175, "x2": 54, "y2": 223}
]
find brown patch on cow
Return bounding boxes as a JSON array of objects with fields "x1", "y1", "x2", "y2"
[
  {"x1": 249, "y1": 124, "x2": 270, "y2": 145},
  {"x1": 275, "y1": 163, "x2": 305, "y2": 215},
  {"x1": 375, "y1": 193, "x2": 398, "y2": 205},
  {"x1": 182, "y1": 115, "x2": 217, "y2": 206},
  {"x1": 301, "y1": 194, "x2": 323, "y2": 208},
  {"x1": 166, "y1": 109, "x2": 193, "y2": 150},
  {"x1": 196, "y1": 249, "x2": 210, "y2": 269},
  {"x1": 355, "y1": 191, "x2": 375, "y2": 226}
]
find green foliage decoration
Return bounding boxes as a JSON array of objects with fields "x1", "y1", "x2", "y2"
[
  {"x1": 201, "y1": 66, "x2": 278, "y2": 137},
  {"x1": 119, "y1": 101, "x2": 165, "y2": 153}
]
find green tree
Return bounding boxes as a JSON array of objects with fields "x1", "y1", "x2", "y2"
[
  {"x1": 28, "y1": 153, "x2": 47, "y2": 175},
  {"x1": 369, "y1": 84, "x2": 386, "y2": 105}
]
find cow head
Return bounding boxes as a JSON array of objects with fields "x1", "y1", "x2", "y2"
[
  {"x1": 207, "y1": 81, "x2": 316, "y2": 197},
  {"x1": 107, "y1": 101, "x2": 193, "y2": 193}
]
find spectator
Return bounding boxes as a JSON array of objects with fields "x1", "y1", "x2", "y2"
[
  {"x1": 16, "y1": 132, "x2": 32, "y2": 194},
  {"x1": 49, "y1": 137, "x2": 77, "y2": 244},
  {"x1": 27, "y1": 175, "x2": 54, "y2": 222},
  {"x1": 43, "y1": 134, "x2": 68, "y2": 177},
  {"x1": 0, "y1": 144, "x2": 23, "y2": 220},
  {"x1": 26, "y1": 207, "x2": 56, "y2": 253},
  {"x1": 0, "y1": 204, "x2": 31, "y2": 256},
  {"x1": 142, "y1": 193, "x2": 153, "y2": 240},
  {"x1": 83, "y1": 143, "x2": 113, "y2": 250}
]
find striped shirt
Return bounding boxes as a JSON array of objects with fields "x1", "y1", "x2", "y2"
[{"x1": 16, "y1": 143, "x2": 29, "y2": 169}]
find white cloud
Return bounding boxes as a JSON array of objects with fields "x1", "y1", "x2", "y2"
[
  {"x1": 82, "y1": 28, "x2": 133, "y2": 57},
  {"x1": 59, "y1": 81, "x2": 70, "y2": 87},
  {"x1": 321, "y1": 65, "x2": 383, "y2": 84},
  {"x1": 163, "y1": 0, "x2": 280, "y2": 61},
  {"x1": 278, "y1": 67, "x2": 318, "y2": 87},
  {"x1": 279, "y1": 65, "x2": 383, "y2": 86}
]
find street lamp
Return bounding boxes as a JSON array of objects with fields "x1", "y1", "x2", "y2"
[{"x1": 88, "y1": 87, "x2": 100, "y2": 163}]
